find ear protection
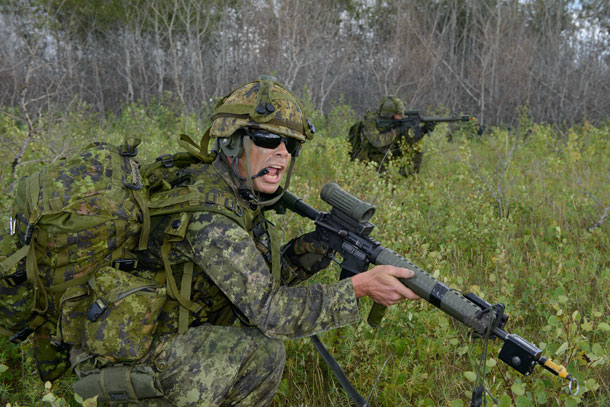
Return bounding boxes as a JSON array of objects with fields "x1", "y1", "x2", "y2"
[{"x1": 217, "y1": 129, "x2": 247, "y2": 158}]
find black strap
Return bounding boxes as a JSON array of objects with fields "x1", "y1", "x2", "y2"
[
  {"x1": 471, "y1": 304, "x2": 501, "y2": 407},
  {"x1": 311, "y1": 334, "x2": 370, "y2": 407}
]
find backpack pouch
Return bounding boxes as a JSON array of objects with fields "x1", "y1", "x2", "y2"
[
  {"x1": 81, "y1": 266, "x2": 166, "y2": 362},
  {"x1": 56, "y1": 284, "x2": 90, "y2": 344}
]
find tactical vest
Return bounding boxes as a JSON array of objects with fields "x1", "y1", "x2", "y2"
[{"x1": 139, "y1": 154, "x2": 282, "y2": 335}]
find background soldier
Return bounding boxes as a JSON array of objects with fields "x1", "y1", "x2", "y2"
[
  {"x1": 348, "y1": 95, "x2": 426, "y2": 176},
  {"x1": 69, "y1": 77, "x2": 420, "y2": 406}
]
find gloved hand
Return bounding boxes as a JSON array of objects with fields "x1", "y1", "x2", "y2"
[
  {"x1": 421, "y1": 121, "x2": 437, "y2": 135},
  {"x1": 282, "y1": 231, "x2": 334, "y2": 275}
]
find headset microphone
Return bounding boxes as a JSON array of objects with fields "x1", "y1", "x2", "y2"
[{"x1": 251, "y1": 168, "x2": 269, "y2": 179}]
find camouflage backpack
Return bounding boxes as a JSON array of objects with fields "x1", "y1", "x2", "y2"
[{"x1": 0, "y1": 139, "x2": 219, "y2": 381}]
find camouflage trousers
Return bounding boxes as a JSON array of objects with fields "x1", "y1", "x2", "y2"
[{"x1": 72, "y1": 324, "x2": 286, "y2": 407}]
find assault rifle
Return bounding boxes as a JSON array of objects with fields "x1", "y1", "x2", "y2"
[
  {"x1": 376, "y1": 110, "x2": 472, "y2": 141},
  {"x1": 278, "y1": 183, "x2": 578, "y2": 405}
]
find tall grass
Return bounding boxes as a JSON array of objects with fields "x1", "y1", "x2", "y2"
[{"x1": 0, "y1": 101, "x2": 608, "y2": 407}]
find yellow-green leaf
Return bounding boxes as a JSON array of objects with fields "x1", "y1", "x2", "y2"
[
  {"x1": 597, "y1": 322, "x2": 610, "y2": 332},
  {"x1": 464, "y1": 371, "x2": 477, "y2": 382},
  {"x1": 511, "y1": 382, "x2": 525, "y2": 396},
  {"x1": 42, "y1": 393, "x2": 56, "y2": 403},
  {"x1": 82, "y1": 395, "x2": 99, "y2": 407},
  {"x1": 555, "y1": 341, "x2": 569, "y2": 356}
]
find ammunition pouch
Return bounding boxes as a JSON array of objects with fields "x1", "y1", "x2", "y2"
[{"x1": 72, "y1": 365, "x2": 163, "y2": 404}]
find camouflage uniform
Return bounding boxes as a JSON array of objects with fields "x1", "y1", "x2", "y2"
[
  {"x1": 70, "y1": 77, "x2": 360, "y2": 407},
  {"x1": 348, "y1": 96, "x2": 424, "y2": 175}
]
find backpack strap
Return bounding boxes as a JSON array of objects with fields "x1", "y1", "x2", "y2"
[
  {"x1": 179, "y1": 262, "x2": 194, "y2": 334},
  {"x1": 160, "y1": 212, "x2": 203, "y2": 334},
  {"x1": 0, "y1": 245, "x2": 29, "y2": 275},
  {"x1": 268, "y1": 222, "x2": 282, "y2": 287}
]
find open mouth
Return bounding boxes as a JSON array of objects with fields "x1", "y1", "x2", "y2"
[{"x1": 263, "y1": 165, "x2": 284, "y2": 182}]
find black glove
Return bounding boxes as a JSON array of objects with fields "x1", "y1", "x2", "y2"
[
  {"x1": 282, "y1": 231, "x2": 334, "y2": 275},
  {"x1": 421, "y1": 121, "x2": 436, "y2": 135}
]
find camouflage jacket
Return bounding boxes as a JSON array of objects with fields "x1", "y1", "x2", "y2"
[
  {"x1": 136, "y1": 156, "x2": 359, "y2": 339},
  {"x1": 348, "y1": 112, "x2": 423, "y2": 173}
]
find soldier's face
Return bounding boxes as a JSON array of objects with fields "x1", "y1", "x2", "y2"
[{"x1": 237, "y1": 136, "x2": 291, "y2": 194}]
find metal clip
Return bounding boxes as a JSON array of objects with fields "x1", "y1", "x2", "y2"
[
  {"x1": 569, "y1": 377, "x2": 579, "y2": 395},
  {"x1": 9, "y1": 217, "x2": 16, "y2": 236}
]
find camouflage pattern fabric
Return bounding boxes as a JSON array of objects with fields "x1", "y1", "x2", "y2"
[
  {"x1": 0, "y1": 232, "x2": 31, "y2": 336},
  {"x1": 32, "y1": 322, "x2": 70, "y2": 382},
  {"x1": 1, "y1": 141, "x2": 145, "y2": 381},
  {"x1": 71, "y1": 324, "x2": 285, "y2": 407},
  {"x1": 348, "y1": 112, "x2": 424, "y2": 175},
  {"x1": 148, "y1": 325, "x2": 285, "y2": 407},
  {"x1": 136, "y1": 157, "x2": 359, "y2": 338},
  {"x1": 71, "y1": 156, "x2": 360, "y2": 406}
]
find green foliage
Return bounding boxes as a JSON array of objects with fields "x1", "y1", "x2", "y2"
[{"x1": 1, "y1": 100, "x2": 608, "y2": 406}]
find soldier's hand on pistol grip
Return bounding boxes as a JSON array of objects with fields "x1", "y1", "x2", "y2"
[{"x1": 283, "y1": 231, "x2": 335, "y2": 276}]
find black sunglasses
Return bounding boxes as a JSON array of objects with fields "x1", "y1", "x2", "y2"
[{"x1": 248, "y1": 129, "x2": 302, "y2": 155}]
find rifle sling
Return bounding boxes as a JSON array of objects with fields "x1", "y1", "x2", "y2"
[{"x1": 310, "y1": 334, "x2": 370, "y2": 407}]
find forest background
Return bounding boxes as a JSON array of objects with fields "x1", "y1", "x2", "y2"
[{"x1": 0, "y1": 0, "x2": 609, "y2": 406}]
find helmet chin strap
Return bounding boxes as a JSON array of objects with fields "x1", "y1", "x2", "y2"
[{"x1": 232, "y1": 136, "x2": 295, "y2": 208}]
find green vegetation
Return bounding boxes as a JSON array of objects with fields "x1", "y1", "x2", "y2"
[{"x1": 0, "y1": 101, "x2": 608, "y2": 407}]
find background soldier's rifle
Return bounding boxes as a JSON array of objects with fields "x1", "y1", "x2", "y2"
[
  {"x1": 376, "y1": 110, "x2": 472, "y2": 141},
  {"x1": 277, "y1": 183, "x2": 578, "y2": 406}
]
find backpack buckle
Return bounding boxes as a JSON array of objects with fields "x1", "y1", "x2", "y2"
[
  {"x1": 87, "y1": 298, "x2": 108, "y2": 322},
  {"x1": 156, "y1": 154, "x2": 174, "y2": 168},
  {"x1": 113, "y1": 258, "x2": 138, "y2": 271},
  {"x1": 119, "y1": 144, "x2": 138, "y2": 157},
  {"x1": 3, "y1": 268, "x2": 27, "y2": 287},
  {"x1": 123, "y1": 178, "x2": 143, "y2": 190}
]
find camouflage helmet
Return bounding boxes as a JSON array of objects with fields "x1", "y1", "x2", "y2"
[
  {"x1": 378, "y1": 95, "x2": 406, "y2": 119},
  {"x1": 208, "y1": 76, "x2": 315, "y2": 143}
]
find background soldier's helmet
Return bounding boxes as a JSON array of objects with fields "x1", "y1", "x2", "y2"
[
  {"x1": 208, "y1": 75, "x2": 315, "y2": 145},
  {"x1": 378, "y1": 95, "x2": 406, "y2": 119}
]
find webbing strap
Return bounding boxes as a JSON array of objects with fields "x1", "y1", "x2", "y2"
[
  {"x1": 26, "y1": 244, "x2": 47, "y2": 313},
  {"x1": 0, "y1": 245, "x2": 29, "y2": 274},
  {"x1": 148, "y1": 191, "x2": 208, "y2": 209},
  {"x1": 178, "y1": 262, "x2": 194, "y2": 334},
  {"x1": 133, "y1": 189, "x2": 151, "y2": 250},
  {"x1": 47, "y1": 273, "x2": 90, "y2": 292},
  {"x1": 160, "y1": 241, "x2": 202, "y2": 314},
  {"x1": 25, "y1": 169, "x2": 41, "y2": 224},
  {"x1": 268, "y1": 224, "x2": 281, "y2": 287},
  {"x1": 100, "y1": 366, "x2": 138, "y2": 402},
  {"x1": 177, "y1": 133, "x2": 214, "y2": 163}
]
